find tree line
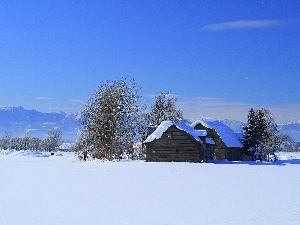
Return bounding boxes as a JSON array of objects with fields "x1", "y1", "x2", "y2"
[
  {"x1": 1, "y1": 75, "x2": 296, "y2": 161},
  {"x1": 0, "y1": 129, "x2": 62, "y2": 151},
  {"x1": 73, "y1": 77, "x2": 298, "y2": 162}
]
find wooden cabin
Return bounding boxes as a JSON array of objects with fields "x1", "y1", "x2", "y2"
[
  {"x1": 144, "y1": 121, "x2": 207, "y2": 162},
  {"x1": 190, "y1": 120, "x2": 244, "y2": 161}
]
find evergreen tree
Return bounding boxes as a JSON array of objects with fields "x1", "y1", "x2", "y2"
[
  {"x1": 242, "y1": 108, "x2": 280, "y2": 161},
  {"x1": 242, "y1": 108, "x2": 257, "y2": 156}
]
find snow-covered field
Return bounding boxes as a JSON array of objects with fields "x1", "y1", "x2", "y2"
[{"x1": 1, "y1": 150, "x2": 300, "y2": 225}]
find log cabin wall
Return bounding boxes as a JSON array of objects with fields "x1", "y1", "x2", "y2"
[
  {"x1": 194, "y1": 123, "x2": 227, "y2": 160},
  {"x1": 145, "y1": 125, "x2": 204, "y2": 162},
  {"x1": 194, "y1": 123, "x2": 243, "y2": 161},
  {"x1": 226, "y1": 147, "x2": 244, "y2": 161}
]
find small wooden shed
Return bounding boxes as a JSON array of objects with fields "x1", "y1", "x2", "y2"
[
  {"x1": 190, "y1": 120, "x2": 244, "y2": 161},
  {"x1": 144, "y1": 121, "x2": 207, "y2": 162}
]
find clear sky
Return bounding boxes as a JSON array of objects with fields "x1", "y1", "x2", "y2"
[{"x1": 0, "y1": 0, "x2": 299, "y2": 123}]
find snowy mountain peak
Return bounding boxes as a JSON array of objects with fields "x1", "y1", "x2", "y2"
[{"x1": 0, "y1": 106, "x2": 81, "y2": 141}]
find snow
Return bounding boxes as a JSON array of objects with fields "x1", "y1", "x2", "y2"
[
  {"x1": 144, "y1": 121, "x2": 207, "y2": 143},
  {"x1": 0, "y1": 151, "x2": 300, "y2": 225},
  {"x1": 191, "y1": 119, "x2": 243, "y2": 148},
  {"x1": 58, "y1": 142, "x2": 75, "y2": 150}
]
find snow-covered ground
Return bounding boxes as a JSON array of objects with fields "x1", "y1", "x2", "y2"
[{"x1": 0, "y1": 150, "x2": 300, "y2": 225}]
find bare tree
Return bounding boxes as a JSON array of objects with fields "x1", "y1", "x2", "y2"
[
  {"x1": 41, "y1": 129, "x2": 62, "y2": 151},
  {"x1": 27, "y1": 137, "x2": 42, "y2": 151},
  {"x1": 78, "y1": 78, "x2": 144, "y2": 160},
  {"x1": 20, "y1": 130, "x2": 32, "y2": 150},
  {"x1": 148, "y1": 91, "x2": 183, "y2": 127},
  {"x1": 0, "y1": 131, "x2": 11, "y2": 150}
]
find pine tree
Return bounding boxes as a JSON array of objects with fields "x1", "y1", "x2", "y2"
[
  {"x1": 242, "y1": 108, "x2": 257, "y2": 157},
  {"x1": 242, "y1": 108, "x2": 280, "y2": 161}
]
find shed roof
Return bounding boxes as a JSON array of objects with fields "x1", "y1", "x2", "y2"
[
  {"x1": 190, "y1": 119, "x2": 243, "y2": 148},
  {"x1": 144, "y1": 121, "x2": 207, "y2": 143}
]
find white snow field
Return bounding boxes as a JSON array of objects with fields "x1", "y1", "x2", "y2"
[{"x1": 0, "y1": 151, "x2": 300, "y2": 225}]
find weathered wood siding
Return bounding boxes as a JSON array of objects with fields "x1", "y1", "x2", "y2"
[
  {"x1": 145, "y1": 125, "x2": 204, "y2": 162},
  {"x1": 194, "y1": 123, "x2": 223, "y2": 160},
  {"x1": 226, "y1": 147, "x2": 244, "y2": 161},
  {"x1": 194, "y1": 123, "x2": 243, "y2": 161},
  {"x1": 205, "y1": 144, "x2": 214, "y2": 161}
]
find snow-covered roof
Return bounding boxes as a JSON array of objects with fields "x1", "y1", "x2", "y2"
[
  {"x1": 144, "y1": 121, "x2": 207, "y2": 143},
  {"x1": 190, "y1": 119, "x2": 243, "y2": 148}
]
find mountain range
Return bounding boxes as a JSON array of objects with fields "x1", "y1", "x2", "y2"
[
  {"x1": 0, "y1": 106, "x2": 299, "y2": 142},
  {"x1": 221, "y1": 119, "x2": 300, "y2": 142},
  {"x1": 0, "y1": 107, "x2": 81, "y2": 141}
]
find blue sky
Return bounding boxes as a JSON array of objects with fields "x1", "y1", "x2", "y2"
[{"x1": 0, "y1": 0, "x2": 299, "y2": 123}]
